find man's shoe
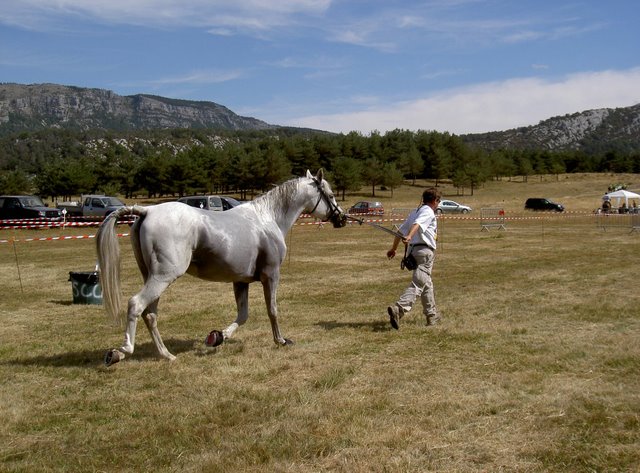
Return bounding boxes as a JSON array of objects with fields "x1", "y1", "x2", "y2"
[{"x1": 388, "y1": 305, "x2": 401, "y2": 330}]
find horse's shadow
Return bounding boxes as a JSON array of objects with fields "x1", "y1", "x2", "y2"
[
  {"x1": 3, "y1": 338, "x2": 212, "y2": 368},
  {"x1": 316, "y1": 320, "x2": 390, "y2": 333}
]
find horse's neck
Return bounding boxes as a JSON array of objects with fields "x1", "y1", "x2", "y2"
[
  {"x1": 254, "y1": 179, "x2": 309, "y2": 236},
  {"x1": 274, "y1": 201, "x2": 306, "y2": 236}
]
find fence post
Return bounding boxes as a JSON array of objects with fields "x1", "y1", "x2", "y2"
[
  {"x1": 631, "y1": 213, "x2": 640, "y2": 233},
  {"x1": 11, "y1": 237, "x2": 24, "y2": 293}
]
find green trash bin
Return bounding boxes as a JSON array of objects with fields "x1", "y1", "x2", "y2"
[{"x1": 69, "y1": 271, "x2": 103, "y2": 305}]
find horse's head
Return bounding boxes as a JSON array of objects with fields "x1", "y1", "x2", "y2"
[{"x1": 305, "y1": 169, "x2": 347, "y2": 228}]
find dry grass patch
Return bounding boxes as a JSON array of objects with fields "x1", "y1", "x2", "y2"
[{"x1": 1, "y1": 174, "x2": 639, "y2": 472}]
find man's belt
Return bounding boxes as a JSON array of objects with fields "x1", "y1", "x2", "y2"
[{"x1": 410, "y1": 243, "x2": 435, "y2": 251}]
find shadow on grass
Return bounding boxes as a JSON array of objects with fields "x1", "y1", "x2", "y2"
[
  {"x1": 49, "y1": 299, "x2": 75, "y2": 306},
  {"x1": 316, "y1": 319, "x2": 390, "y2": 333},
  {"x1": 2, "y1": 338, "x2": 203, "y2": 368}
]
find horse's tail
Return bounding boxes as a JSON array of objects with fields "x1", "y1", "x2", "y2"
[{"x1": 96, "y1": 205, "x2": 147, "y2": 327}]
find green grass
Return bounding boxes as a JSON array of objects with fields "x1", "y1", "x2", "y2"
[{"x1": 1, "y1": 173, "x2": 639, "y2": 472}]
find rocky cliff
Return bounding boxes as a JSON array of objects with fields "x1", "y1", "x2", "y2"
[
  {"x1": 0, "y1": 83, "x2": 274, "y2": 136},
  {"x1": 462, "y1": 103, "x2": 640, "y2": 153}
]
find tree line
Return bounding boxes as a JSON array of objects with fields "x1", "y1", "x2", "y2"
[{"x1": 0, "y1": 127, "x2": 638, "y2": 200}]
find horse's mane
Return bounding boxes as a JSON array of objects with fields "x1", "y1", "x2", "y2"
[{"x1": 250, "y1": 177, "x2": 306, "y2": 220}]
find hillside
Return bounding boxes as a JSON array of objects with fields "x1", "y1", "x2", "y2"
[
  {"x1": 462, "y1": 103, "x2": 640, "y2": 154},
  {"x1": 0, "y1": 83, "x2": 274, "y2": 136},
  {"x1": 2, "y1": 83, "x2": 639, "y2": 156}
]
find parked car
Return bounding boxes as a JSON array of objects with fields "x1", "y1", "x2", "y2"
[
  {"x1": 58, "y1": 195, "x2": 125, "y2": 218},
  {"x1": 524, "y1": 198, "x2": 564, "y2": 212},
  {"x1": 178, "y1": 195, "x2": 243, "y2": 211},
  {"x1": 0, "y1": 195, "x2": 62, "y2": 220},
  {"x1": 436, "y1": 199, "x2": 472, "y2": 214},
  {"x1": 348, "y1": 201, "x2": 384, "y2": 216}
]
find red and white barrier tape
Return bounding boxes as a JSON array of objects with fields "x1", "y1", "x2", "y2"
[
  {"x1": 0, "y1": 217, "x2": 136, "y2": 230},
  {"x1": 0, "y1": 233, "x2": 130, "y2": 244},
  {"x1": 1, "y1": 222, "x2": 100, "y2": 230},
  {"x1": 0, "y1": 212, "x2": 622, "y2": 244}
]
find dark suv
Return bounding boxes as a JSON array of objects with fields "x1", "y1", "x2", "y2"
[
  {"x1": 524, "y1": 198, "x2": 564, "y2": 212},
  {"x1": 0, "y1": 195, "x2": 62, "y2": 220}
]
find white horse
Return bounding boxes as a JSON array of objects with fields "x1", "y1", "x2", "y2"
[{"x1": 97, "y1": 170, "x2": 346, "y2": 366}]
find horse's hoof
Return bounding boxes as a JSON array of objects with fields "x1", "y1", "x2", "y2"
[
  {"x1": 283, "y1": 338, "x2": 294, "y2": 346},
  {"x1": 205, "y1": 330, "x2": 224, "y2": 347},
  {"x1": 104, "y1": 349, "x2": 124, "y2": 366}
]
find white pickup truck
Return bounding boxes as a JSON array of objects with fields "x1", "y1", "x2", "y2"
[{"x1": 58, "y1": 195, "x2": 125, "y2": 218}]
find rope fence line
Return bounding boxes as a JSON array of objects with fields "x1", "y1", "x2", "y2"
[
  {"x1": 1, "y1": 233, "x2": 130, "y2": 244},
  {"x1": 0, "y1": 209, "x2": 609, "y2": 228},
  {"x1": 0, "y1": 217, "x2": 135, "y2": 230},
  {"x1": 1, "y1": 212, "x2": 637, "y2": 244}
]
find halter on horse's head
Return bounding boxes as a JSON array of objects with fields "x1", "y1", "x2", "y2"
[{"x1": 306, "y1": 169, "x2": 347, "y2": 228}]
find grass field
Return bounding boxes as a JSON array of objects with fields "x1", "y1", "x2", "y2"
[{"x1": 1, "y1": 173, "x2": 639, "y2": 472}]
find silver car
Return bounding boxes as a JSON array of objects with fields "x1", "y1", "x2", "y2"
[
  {"x1": 436, "y1": 199, "x2": 472, "y2": 214},
  {"x1": 178, "y1": 195, "x2": 243, "y2": 211}
]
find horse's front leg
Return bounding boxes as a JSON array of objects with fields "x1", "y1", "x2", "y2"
[
  {"x1": 262, "y1": 273, "x2": 292, "y2": 346},
  {"x1": 221, "y1": 282, "x2": 250, "y2": 340}
]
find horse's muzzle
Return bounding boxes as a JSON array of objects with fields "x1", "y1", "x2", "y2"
[{"x1": 331, "y1": 212, "x2": 348, "y2": 228}]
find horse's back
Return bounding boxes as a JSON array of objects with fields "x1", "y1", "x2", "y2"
[
  {"x1": 138, "y1": 202, "x2": 202, "y2": 242},
  {"x1": 138, "y1": 201, "x2": 284, "y2": 283}
]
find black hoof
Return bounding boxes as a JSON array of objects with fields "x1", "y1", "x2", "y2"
[
  {"x1": 283, "y1": 338, "x2": 294, "y2": 346},
  {"x1": 205, "y1": 330, "x2": 224, "y2": 347},
  {"x1": 104, "y1": 349, "x2": 123, "y2": 367}
]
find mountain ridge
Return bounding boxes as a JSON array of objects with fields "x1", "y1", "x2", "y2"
[
  {"x1": 462, "y1": 103, "x2": 640, "y2": 154},
  {"x1": 2, "y1": 83, "x2": 639, "y2": 155},
  {"x1": 0, "y1": 83, "x2": 274, "y2": 136}
]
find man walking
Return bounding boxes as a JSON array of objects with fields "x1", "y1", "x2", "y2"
[{"x1": 386, "y1": 187, "x2": 441, "y2": 329}]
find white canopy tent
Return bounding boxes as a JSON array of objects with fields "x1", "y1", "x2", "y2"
[{"x1": 603, "y1": 189, "x2": 640, "y2": 208}]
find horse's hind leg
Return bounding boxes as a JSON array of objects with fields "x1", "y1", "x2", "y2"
[
  {"x1": 142, "y1": 300, "x2": 176, "y2": 361},
  {"x1": 112, "y1": 280, "x2": 173, "y2": 361},
  {"x1": 221, "y1": 282, "x2": 250, "y2": 340}
]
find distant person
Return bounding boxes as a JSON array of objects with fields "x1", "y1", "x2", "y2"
[
  {"x1": 386, "y1": 187, "x2": 441, "y2": 330},
  {"x1": 602, "y1": 200, "x2": 611, "y2": 213},
  {"x1": 620, "y1": 202, "x2": 628, "y2": 214}
]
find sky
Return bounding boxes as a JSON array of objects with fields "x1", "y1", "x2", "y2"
[{"x1": 1, "y1": 0, "x2": 639, "y2": 135}]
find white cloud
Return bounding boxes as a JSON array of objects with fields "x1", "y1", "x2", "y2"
[
  {"x1": 504, "y1": 22, "x2": 605, "y2": 44},
  {"x1": 421, "y1": 68, "x2": 466, "y2": 80},
  {"x1": 531, "y1": 64, "x2": 549, "y2": 70},
  {"x1": 282, "y1": 68, "x2": 640, "y2": 134},
  {"x1": 0, "y1": 0, "x2": 332, "y2": 32},
  {"x1": 151, "y1": 69, "x2": 244, "y2": 85}
]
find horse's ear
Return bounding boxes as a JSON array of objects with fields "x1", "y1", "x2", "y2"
[
  {"x1": 306, "y1": 170, "x2": 313, "y2": 179},
  {"x1": 316, "y1": 169, "x2": 324, "y2": 182}
]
